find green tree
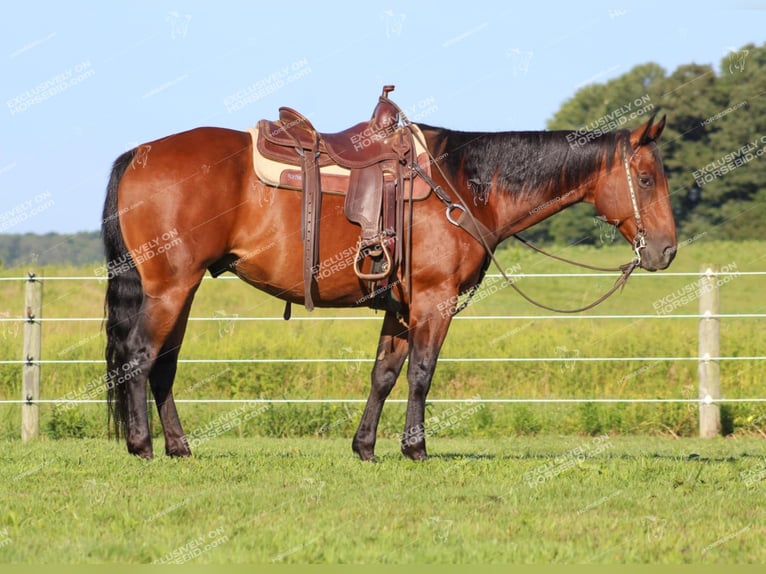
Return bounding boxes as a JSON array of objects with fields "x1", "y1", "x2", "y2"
[
  {"x1": 699, "y1": 44, "x2": 766, "y2": 239},
  {"x1": 535, "y1": 42, "x2": 766, "y2": 244}
]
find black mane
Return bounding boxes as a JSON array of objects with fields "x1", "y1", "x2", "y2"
[{"x1": 420, "y1": 125, "x2": 626, "y2": 200}]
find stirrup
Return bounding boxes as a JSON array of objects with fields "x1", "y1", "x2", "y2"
[{"x1": 353, "y1": 238, "x2": 392, "y2": 281}]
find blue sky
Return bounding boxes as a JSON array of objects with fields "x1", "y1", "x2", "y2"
[{"x1": 1, "y1": 1, "x2": 763, "y2": 233}]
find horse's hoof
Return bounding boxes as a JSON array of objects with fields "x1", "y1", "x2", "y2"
[
  {"x1": 352, "y1": 436, "x2": 378, "y2": 461},
  {"x1": 401, "y1": 444, "x2": 428, "y2": 461},
  {"x1": 165, "y1": 438, "x2": 192, "y2": 457},
  {"x1": 128, "y1": 447, "x2": 154, "y2": 460},
  {"x1": 126, "y1": 436, "x2": 153, "y2": 459},
  {"x1": 353, "y1": 445, "x2": 377, "y2": 462}
]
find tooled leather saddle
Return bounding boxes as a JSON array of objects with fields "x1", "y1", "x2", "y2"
[{"x1": 251, "y1": 85, "x2": 433, "y2": 311}]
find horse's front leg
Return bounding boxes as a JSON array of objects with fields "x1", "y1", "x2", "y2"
[{"x1": 400, "y1": 298, "x2": 454, "y2": 460}]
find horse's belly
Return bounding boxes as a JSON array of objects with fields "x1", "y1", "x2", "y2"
[
  {"x1": 232, "y1": 257, "x2": 372, "y2": 308},
  {"x1": 230, "y1": 191, "x2": 374, "y2": 308}
]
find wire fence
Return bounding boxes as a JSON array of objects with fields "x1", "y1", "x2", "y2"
[{"x1": 1, "y1": 271, "x2": 764, "y2": 408}]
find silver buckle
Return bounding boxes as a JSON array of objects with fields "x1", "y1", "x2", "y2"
[
  {"x1": 446, "y1": 204, "x2": 465, "y2": 226},
  {"x1": 633, "y1": 232, "x2": 646, "y2": 265}
]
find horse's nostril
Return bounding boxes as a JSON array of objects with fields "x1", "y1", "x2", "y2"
[{"x1": 663, "y1": 245, "x2": 677, "y2": 263}]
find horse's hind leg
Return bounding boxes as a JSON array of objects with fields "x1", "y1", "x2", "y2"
[
  {"x1": 149, "y1": 284, "x2": 199, "y2": 456},
  {"x1": 120, "y1": 323, "x2": 154, "y2": 458},
  {"x1": 148, "y1": 288, "x2": 198, "y2": 457},
  {"x1": 121, "y1": 281, "x2": 201, "y2": 458},
  {"x1": 352, "y1": 311, "x2": 409, "y2": 461}
]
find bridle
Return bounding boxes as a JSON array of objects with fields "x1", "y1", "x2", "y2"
[
  {"x1": 404, "y1": 120, "x2": 650, "y2": 314},
  {"x1": 622, "y1": 140, "x2": 647, "y2": 267}
]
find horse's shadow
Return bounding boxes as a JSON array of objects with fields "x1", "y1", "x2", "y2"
[{"x1": 420, "y1": 451, "x2": 756, "y2": 463}]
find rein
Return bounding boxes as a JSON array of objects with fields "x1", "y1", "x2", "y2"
[{"x1": 398, "y1": 114, "x2": 647, "y2": 315}]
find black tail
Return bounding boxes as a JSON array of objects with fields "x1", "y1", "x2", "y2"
[{"x1": 102, "y1": 149, "x2": 142, "y2": 439}]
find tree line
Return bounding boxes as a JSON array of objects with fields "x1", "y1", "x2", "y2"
[{"x1": 0, "y1": 232, "x2": 102, "y2": 268}]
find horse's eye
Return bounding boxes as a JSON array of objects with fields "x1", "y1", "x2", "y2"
[{"x1": 638, "y1": 174, "x2": 654, "y2": 188}]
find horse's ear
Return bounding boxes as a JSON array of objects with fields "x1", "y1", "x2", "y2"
[{"x1": 630, "y1": 113, "x2": 666, "y2": 148}]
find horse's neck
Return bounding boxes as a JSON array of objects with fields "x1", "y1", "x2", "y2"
[
  {"x1": 426, "y1": 126, "x2": 610, "y2": 246},
  {"x1": 489, "y1": 173, "x2": 595, "y2": 243}
]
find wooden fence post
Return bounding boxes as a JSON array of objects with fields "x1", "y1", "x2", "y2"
[
  {"x1": 22, "y1": 271, "x2": 42, "y2": 442},
  {"x1": 698, "y1": 264, "x2": 721, "y2": 438}
]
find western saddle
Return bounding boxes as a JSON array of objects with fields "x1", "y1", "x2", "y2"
[{"x1": 252, "y1": 85, "x2": 432, "y2": 311}]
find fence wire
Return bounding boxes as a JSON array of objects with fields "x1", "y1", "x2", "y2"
[{"x1": 1, "y1": 272, "x2": 763, "y2": 406}]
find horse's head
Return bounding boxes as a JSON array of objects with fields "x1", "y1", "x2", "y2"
[{"x1": 592, "y1": 114, "x2": 676, "y2": 271}]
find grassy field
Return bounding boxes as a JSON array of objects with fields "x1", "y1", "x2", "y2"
[
  {"x1": 1, "y1": 241, "x2": 764, "y2": 566},
  {"x1": 0, "y1": 436, "x2": 764, "y2": 564},
  {"x1": 0, "y1": 240, "x2": 764, "y2": 440}
]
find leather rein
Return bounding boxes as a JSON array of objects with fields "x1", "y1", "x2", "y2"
[{"x1": 398, "y1": 112, "x2": 647, "y2": 315}]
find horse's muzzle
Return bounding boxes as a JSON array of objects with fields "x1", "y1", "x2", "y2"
[{"x1": 642, "y1": 243, "x2": 677, "y2": 271}]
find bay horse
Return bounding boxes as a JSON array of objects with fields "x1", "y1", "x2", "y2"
[{"x1": 102, "y1": 106, "x2": 676, "y2": 461}]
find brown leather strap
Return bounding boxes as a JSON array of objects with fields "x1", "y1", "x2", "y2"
[
  {"x1": 302, "y1": 139, "x2": 321, "y2": 312},
  {"x1": 453, "y1": 210, "x2": 638, "y2": 314},
  {"x1": 512, "y1": 233, "x2": 625, "y2": 273},
  {"x1": 504, "y1": 260, "x2": 638, "y2": 314},
  {"x1": 282, "y1": 124, "x2": 322, "y2": 312},
  {"x1": 456, "y1": 208, "x2": 497, "y2": 246}
]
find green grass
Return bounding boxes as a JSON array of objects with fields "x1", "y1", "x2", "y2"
[
  {"x1": 0, "y1": 240, "x2": 765, "y2": 439},
  {"x1": 0, "y1": 436, "x2": 764, "y2": 564}
]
